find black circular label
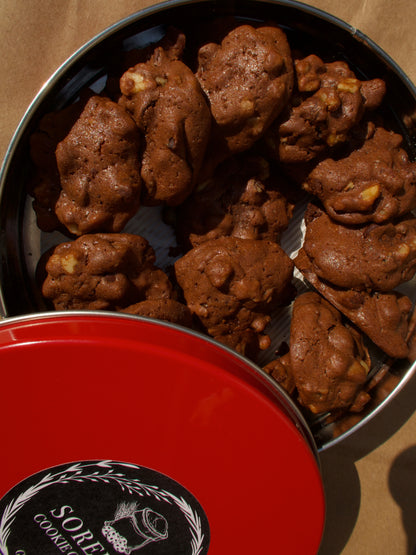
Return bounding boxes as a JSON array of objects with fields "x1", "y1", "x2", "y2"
[{"x1": 0, "y1": 460, "x2": 210, "y2": 555}]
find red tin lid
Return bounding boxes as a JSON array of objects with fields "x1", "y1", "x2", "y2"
[{"x1": 0, "y1": 312, "x2": 325, "y2": 554}]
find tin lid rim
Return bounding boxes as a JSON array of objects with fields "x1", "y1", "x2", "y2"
[{"x1": 0, "y1": 309, "x2": 320, "y2": 466}]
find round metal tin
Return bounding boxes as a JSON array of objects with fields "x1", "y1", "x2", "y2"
[
  {"x1": 0, "y1": 311, "x2": 324, "y2": 554},
  {"x1": 0, "y1": 0, "x2": 415, "y2": 452}
]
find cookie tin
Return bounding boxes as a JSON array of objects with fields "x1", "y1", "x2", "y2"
[
  {"x1": 0, "y1": 0, "x2": 416, "y2": 452},
  {"x1": 0, "y1": 311, "x2": 325, "y2": 554}
]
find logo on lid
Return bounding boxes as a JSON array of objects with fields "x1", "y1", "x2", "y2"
[{"x1": 0, "y1": 460, "x2": 210, "y2": 554}]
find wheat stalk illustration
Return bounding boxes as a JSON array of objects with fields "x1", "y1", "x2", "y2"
[{"x1": 168, "y1": 493, "x2": 205, "y2": 555}]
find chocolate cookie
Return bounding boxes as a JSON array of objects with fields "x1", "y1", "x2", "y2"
[
  {"x1": 174, "y1": 236, "x2": 295, "y2": 358},
  {"x1": 196, "y1": 24, "x2": 294, "y2": 176},
  {"x1": 175, "y1": 155, "x2": 295, "y2": 249},
  {"x1": 304, "y1": 127, "x2": 416, "y2": 224},
  {"x1": 301, "y1": 203, "x2": 416, "y2": 291},
  {"x1": 29, "y1": 91, "x2": 93, "y2": 232},
  {"x1": 42, "y1": 233, "x2": 173, "y2": 310},
  {"x1": 55, "y1": 96, "x2": 142, "y2": 235},
  {"x1": 105, "y1": 27, "x2": 187, "y2": 99},
  {"x1": 263, "y1": 353, "x2": 296, "y2": 395},
  {"x1": 121, "y1": 298, "x2": 193, "y2": 327},
  {"x1": 266, "y1": 54, "x2": 386, "y2": 164},
  {"x1": 280, "y1": 292, "x2": 371, "y2": 414},
  {"x1": 406, "y1": 308, "x2": 416, "y2": 363},
  {"x1": 119, "y1": 43, "x2": 211, "y2": 206},
  {"x1": 295, "y1": 248, "x2": 412, "y2": 358}
]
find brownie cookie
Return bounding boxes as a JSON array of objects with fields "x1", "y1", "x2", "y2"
[
  {"x1": 42, "y1": 233, "x2": 173, "y2": 310},
  {"x1": 105, "y1": 27, "x2": 187, "y2": 99},
  {"x1": 196, "y1": 24, "x2": 294, "y2": 176},
  {"x1": 263, "y1": 353, "x2": 296, "y2": 395},
  {"x1": 266, "y1": 54, "x2": 386, "y2": 164},
  {"x1": 175, "y1": 155, "x2": 295, "y2": 249},
  {"x1": 121, "y1": 298, "x2": 193, "y2": 328},
  {"x1": 55, "y1": 96, "x2": 142, "y2": 235},
  {"x1": 271, "y1": 292, "x2": 371, "y2": 414},
  {"x1": 295, "y1": 248, "x2": 412, "y2": 359},
  {"x1": 174, "y1": 236, "x2": 295, "y2": 358},
  {"x1": 211, "y1": 326, "x2": 268, "y2": 361},
  {"x1": 301, "y1": 203, "x2": 416, "y2": 291},
  {"x1": 304, "y1": 127, "x2": 416, "y2": 224},
  {"x1": 29, "y1": 91, "x2": 93, "y2": 232},
  {"x1": 119, "y1": 43, "x2": 211, "y2": 206},
  {"x1": 406, "y1": 308, "x2": 416, "y2": 363}
]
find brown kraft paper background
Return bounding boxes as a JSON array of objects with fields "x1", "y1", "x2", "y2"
[{"x1": 1, "y1": 1, "x2": 416, "y2": 554}]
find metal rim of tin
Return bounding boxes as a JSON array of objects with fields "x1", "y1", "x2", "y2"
[{"x1": 0, "y1": 0, "x2": 415, "y2": 452}]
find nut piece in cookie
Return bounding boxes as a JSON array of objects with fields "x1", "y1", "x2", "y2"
[
  {"x1": 55, "y1": 96, "x2": 142, "y2": 235},
  {"x1": 196, "y1": 24, "x2": 294, "y2": 176},
  {"x1": 295, "y1": 248, "x2": 412, "y2": 359},
  {"x1": 266, "y1": 54, "x2": 386, "y2": 164},
  {"x1": 304, "y1": 127, "x2": 416, "y2": 224},
  {"x1": 42, "y1": 233, "x2": 173, "y2": 310},
  {"x1": 301, "y1": 203, "x2": 416, "y2": 291},
  {"x1": 270, "y1": 292, "x2": 371, "y2": 414},
  {"x1": 174, "y1": 237, "x2": 295, "y2": 358},
  {"x1": 175, "y1": 155, "x2": 295, "y2": 249},
  {"x1": 121, "y1": 298, "x2": 193, "y2": 328},
  {"x1": 119, "y1": 43, "x2": 211, "y2": 206}
]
